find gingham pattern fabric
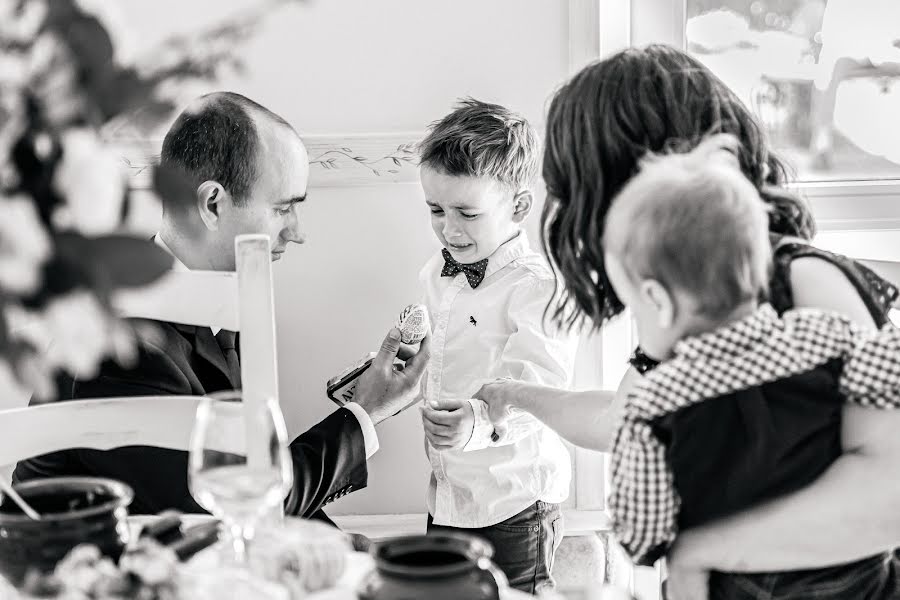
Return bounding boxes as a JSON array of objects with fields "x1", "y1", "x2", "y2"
[{"x1": 610, "y1": 304, "x2": 900, "y2": 565}]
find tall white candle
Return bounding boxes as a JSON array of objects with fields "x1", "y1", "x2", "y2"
[{"x1": 235, "y1": 235, "x2": 280, "y2": 479}]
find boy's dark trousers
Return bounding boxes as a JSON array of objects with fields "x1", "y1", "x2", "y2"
[{"x1": 427, "y1": 501, "x2": 563, "y2": 595}]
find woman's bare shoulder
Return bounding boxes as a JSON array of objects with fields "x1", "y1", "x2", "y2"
[{"x1": 789, "y1": 256, "x2": 877, "y2": 328}]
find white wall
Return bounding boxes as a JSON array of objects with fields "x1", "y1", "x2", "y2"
[
  {"x1": 113, "y1": 0, "x2": 572, "y2": 514},
  {"x1": 118, "y1": 0, "x2": 569, "y2": 135}
]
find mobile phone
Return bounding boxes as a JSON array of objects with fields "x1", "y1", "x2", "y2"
[{"x1": 326, "y1": 352, "x2": 377, "y2": 406}]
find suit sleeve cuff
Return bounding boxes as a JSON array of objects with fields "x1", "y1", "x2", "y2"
[
  {"x1": 344, "y1": 402, "x2": 380, "y2": 459},
  {"x1": 463, "y1": 399, "x2": 494, "y2": 452}
]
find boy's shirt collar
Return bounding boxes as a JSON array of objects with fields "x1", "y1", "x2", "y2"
[
  {"x1": 440, "y1": 231, "x2": 530, "y2": 289},
  {"x1": 482, "y1": 231, "x2": 530, "y2": 280}
]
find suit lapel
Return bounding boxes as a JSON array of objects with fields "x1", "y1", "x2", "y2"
[{"x1": 174, "y1": 323, "x2": 237, "y2": 390}]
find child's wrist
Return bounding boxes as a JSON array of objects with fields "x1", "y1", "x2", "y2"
[{"x1": 508, "y1": 380, "x2": 532, "y2": 411}]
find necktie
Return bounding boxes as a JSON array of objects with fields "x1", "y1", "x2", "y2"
[
  {"x1": 215, "y1": 329, "x2": 242, "y2": 389},
  {"x1": 441, "y1": 249, "x2": 489, "y2": 289}
]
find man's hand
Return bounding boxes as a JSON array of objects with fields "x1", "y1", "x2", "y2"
[
  {"x1": 354, "y1": 328, "x2": 431, "y2": 425},
  {"x1": 421, "y1": 398, "x2": 475, "y2": 451},
  {"x1": 472, "y1": 378, "x2": 519, "y2": 439}
]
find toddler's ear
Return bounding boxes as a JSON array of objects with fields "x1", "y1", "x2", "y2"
[
  {"x1": 511, "y1": 190, "x2": 533, "y2": 223},
  {"x1": 642, "y1": 279, "x2": 676, "y2": 329}
]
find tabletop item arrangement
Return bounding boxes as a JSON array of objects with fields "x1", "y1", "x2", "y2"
[{"x1": 0, "y1": 333, "x2": 635, "y2": 599}]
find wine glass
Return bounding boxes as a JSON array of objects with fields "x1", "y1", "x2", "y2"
[{"x1": 188, "y1": 391, "x2": 293, "y2": 565}]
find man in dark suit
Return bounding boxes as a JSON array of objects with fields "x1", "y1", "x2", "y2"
[{"x1": 14, "y1": 92, "x2": 430, "y2": 518}]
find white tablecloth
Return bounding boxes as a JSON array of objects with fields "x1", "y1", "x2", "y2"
[{"x1": 128, "y1": 516, "x2": 533, "y2": 599}]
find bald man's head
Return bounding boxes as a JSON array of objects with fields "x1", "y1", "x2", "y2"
[
  {"x1": 157, "y1": 92, "x2": 309, "y2": 272},
  {"x1": 159, "y1": 92, "x2": 297, "y2": 214}
]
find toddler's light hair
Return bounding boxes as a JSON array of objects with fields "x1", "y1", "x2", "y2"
[{"x1": 603, "y1": 135, "x2": 771, "y2": 319}]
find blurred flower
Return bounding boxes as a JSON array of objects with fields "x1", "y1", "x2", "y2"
[
  {"x1": 41, "y1": 291, "x2": 134, "y2": 378},
  {"x1": 0, "y1": 51, "x2": 29, "y2": 90},
  {"x1": 28, "y1": 31, "x2": 90, "y2": 128},
  {"x1": 0, "y1": 0, "x2": 300, "y2": 398},
  {"x1": 0, "y1": 79, "x2": 27, "y2": 186},
  {"x1": 6, "y1": 291, "x2": 137, "y2": 400},
  {"x1": 0, "y1": 194, "x2": 51, "y2": 294},
  {"x1": 52, "y1": 128, "x2": 127, "y2": 234},
  {"x1": 0, "y1": 0, "x2": 48, "y2": 45}
]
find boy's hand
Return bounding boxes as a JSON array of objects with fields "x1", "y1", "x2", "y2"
[
  {"x1": 472, "y1": 378, "x2": 518, "y2": 439},
  {"x1": 421, "y1": 398, "x2": 475, "y2": 450}
]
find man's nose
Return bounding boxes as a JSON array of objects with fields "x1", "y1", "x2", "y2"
[
  {"x1": 284, "y1": 229, "x2": 306, "y2": 244},
  {"x1": 283, "y1": 212, "x2": 305, "y2": 244}
]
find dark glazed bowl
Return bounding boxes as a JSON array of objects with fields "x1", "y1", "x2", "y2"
[{"x1": 0, "y1": 477, "x2": 133, "y2": 586}]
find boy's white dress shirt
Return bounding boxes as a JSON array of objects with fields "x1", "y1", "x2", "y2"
[{"x1": 421, "y1": 232, "x2": 577, "y2": 528}]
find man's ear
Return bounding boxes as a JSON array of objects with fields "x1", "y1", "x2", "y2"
[
  {"x1": 196, "y1": 181, "x2": 226, "y2": 231},
  {"x1": 642, "y1": 279, "x2": 676, "y2": 329},
  {"x1": 511, "y1": 190, "x2": 533, "y2": 223}
]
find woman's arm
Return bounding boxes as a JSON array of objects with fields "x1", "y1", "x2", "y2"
[
  {"x1": 670, "y1": 404, "x2": 900, "y2": 571},
  {"x1": 473, "y1": 367, "x2": 637, "y2": 451},
  {"x1": 670, "y1": 257, "x2": 900, "y2": 571}
]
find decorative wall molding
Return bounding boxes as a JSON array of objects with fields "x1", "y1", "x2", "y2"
[
  {"x1": 305, "y1": 132, "x2": 422, "y2": 187},
  {"x1": 112, "y1": 139, "x2": 157, "y2": 191},
  {"x1": 303, "y1": 133, "x2": 424, "y2": 187},
  {"x1": 112, "y1": 132, "x2": 423, "y2": 191}
]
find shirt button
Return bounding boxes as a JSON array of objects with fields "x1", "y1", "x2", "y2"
[{"x1": 532, "y1": 525, "x2": 539, "y2": 532}]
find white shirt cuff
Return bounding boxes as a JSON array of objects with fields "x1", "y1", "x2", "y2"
[
  {"x1": 463, "y1": 399, "x2": 495, "y2": 452},
  {"x1": 343, "y1": 402, "x2": 380, "y2": 459}
]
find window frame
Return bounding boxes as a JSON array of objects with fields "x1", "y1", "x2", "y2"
[
  {"x1": 565, "y1": 0, "x2": 636, "y2": 512},
  {"x1": 569, "y1": 0, "x2": 900, "y2": 505},
  {"x1": 619, "y1": 0, "x2": 900, "y2": 234},
  {"x1": 570, "y1": 0, "x2": 900, "y2": 507}
]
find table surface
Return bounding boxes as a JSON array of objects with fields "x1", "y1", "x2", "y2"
[{"x1": 128, "y1": 516, "x2": 534, "y2": 599}]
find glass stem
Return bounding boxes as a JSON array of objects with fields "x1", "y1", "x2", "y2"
[
  {"x1": 228, "y1": 521, "x2": 256, "y2": 565},
  {"x1": 229, "y1": 523, "x2": 247, "y2": 565}
]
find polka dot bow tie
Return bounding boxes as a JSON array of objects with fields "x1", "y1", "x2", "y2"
[{"x1": 441, "y1": 248, "x2": 488, "y2": 289}]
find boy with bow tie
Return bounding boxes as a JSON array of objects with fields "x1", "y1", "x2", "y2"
[{"x1": 417, "y1": 98, "x2": 578, "y2": 594}]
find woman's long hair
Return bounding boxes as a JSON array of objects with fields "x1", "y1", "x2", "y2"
[{"x1": 542, "y1": 44, "x2": 815, "y2": 331}]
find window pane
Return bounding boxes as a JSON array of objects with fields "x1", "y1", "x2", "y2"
[{"x1": 686, "y1": 0, "x2": 900, "y2": 182}]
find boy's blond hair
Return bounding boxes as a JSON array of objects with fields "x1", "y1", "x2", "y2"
[
  {"x1": 418, "y1": 98, "x2": 539, "y2": 191},
  {"x1": 603, "y1": 135, "x2": 771, "y2": 319}
]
